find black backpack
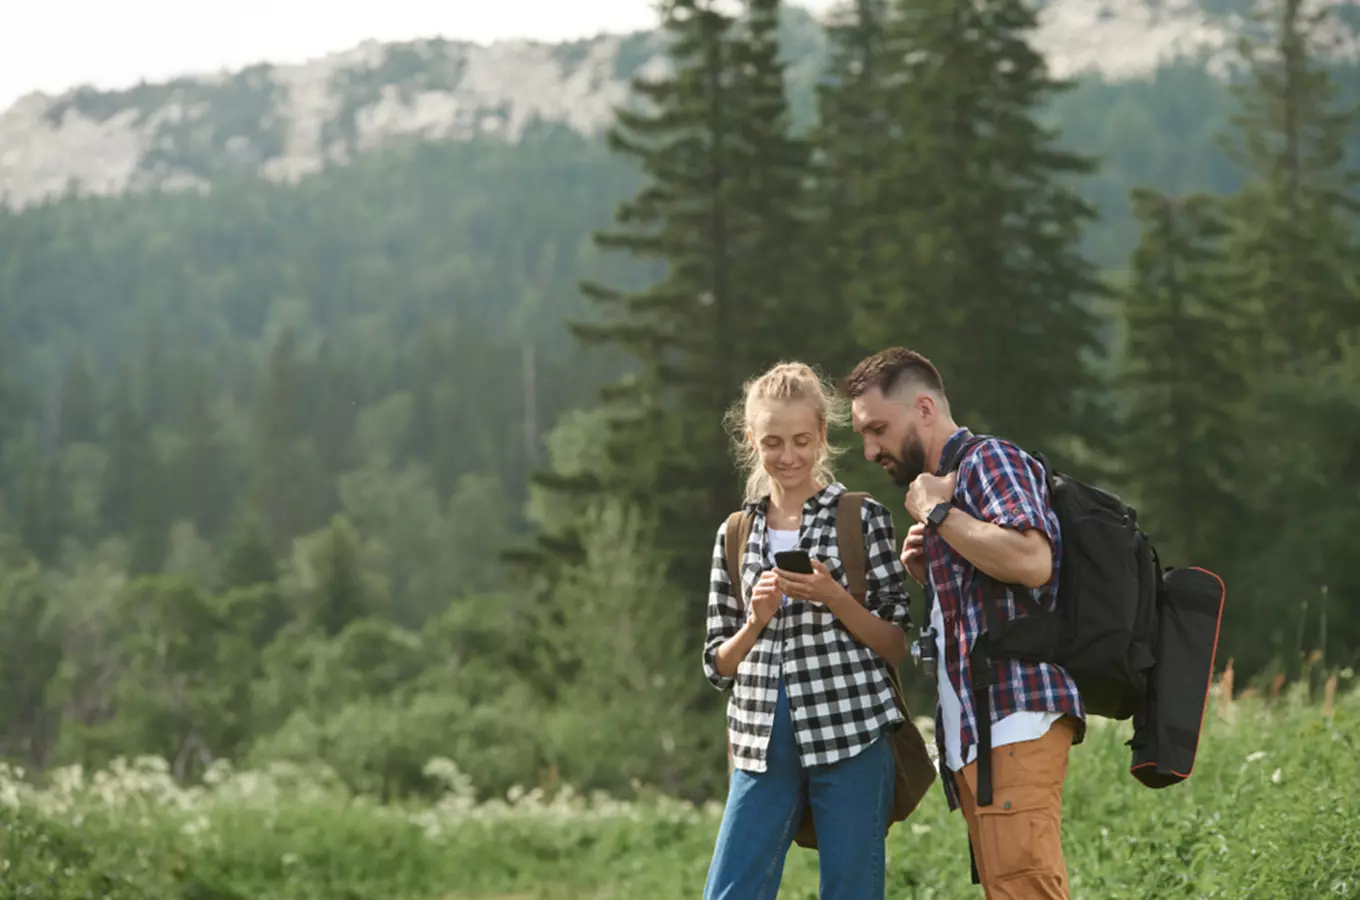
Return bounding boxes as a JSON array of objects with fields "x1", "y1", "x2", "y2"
[
  {"x1": 942, "y1": 435, "x2": 1224, "y2": 893},
  {"x1": 942, "y1": 434, "x2": 1162, "y2": 806}
]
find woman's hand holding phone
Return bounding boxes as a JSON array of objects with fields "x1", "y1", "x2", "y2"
[
  {"x1": 749, "y1": 571, "x2": 782, "y2": 627},
  {"x1": 714, "y1": 572, "x2": 782, "y2": 677},
  {"x1": 777, "y1": 559, "x2": 851, "y2": 610}
]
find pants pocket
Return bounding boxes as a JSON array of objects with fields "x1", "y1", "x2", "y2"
[{"x1": 972, "y1": 783, "x2": 1063, "y2": 882}]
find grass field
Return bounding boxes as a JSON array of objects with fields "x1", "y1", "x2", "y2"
[{"x1": 2, "y1": 678, "x2": 1356, "y2": 900}]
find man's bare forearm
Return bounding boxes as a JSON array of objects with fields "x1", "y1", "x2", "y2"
[{"x1": 935, "y1": 507, "x2": 1053, "y2": 588}]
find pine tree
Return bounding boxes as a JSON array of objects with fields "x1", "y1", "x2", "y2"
[
  {"x1": 1220, "y1": 0, "x2": 1360, "y2": 520},
  {"x1": 250, "y1": 329, "x2": 332, "y2": 552},
  {"x1": 726, "y1": 0, "x2": 819, "y2": 340},
  {"x1": 809, "y1": 0, "x2": 897, "y2": 370},
  {"x1": 0, "y1": 343, "x2": 29, "y2": 438},
  {"x1": 140, "y1": 326, "x2": 169, "y2": 423},
  {"x1": 99, "y1": 366, "x2": 170, "y2": 572},
  {"x1": 57, "y1": 354, "x2": 99, "y2": 445},
  {"x1": 0, "y1": 565, "x2": 62, "y2": 767},
  {"x1": 1220, "y1": 0, "x2": 1360, "y2": 364},
  {"x1": 550, "y1": 0, "x2": 815, "y2": 589},
  {"x1": 220, "y1": 512, "x2": 279, "y2": 591},
  {"x1": 1213, "y1": 0, "x2": 1360, "y2": 672},
  {"x1": 18, "y1": 457, "x2": 70, "y2": 566},
  {"x1": 1117, "y1": 190, "x2": 1247, "y2": 568},
  {"x1": 307, "y1": 339, "x2": 361, "y2": 479},
  {"x1": 311, "y1": 516, "x2": 373, "y2": 637},
  {"x1": 173, "y1": 364, "x2": 234, "y2": 538},
  {"x1": 862, "y1": 0, "x2": 1107, "y2": 459}
]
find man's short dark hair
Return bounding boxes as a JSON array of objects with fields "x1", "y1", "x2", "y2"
[{"x1": 841, "y1": 347, "x2": 945, "y2": 399}]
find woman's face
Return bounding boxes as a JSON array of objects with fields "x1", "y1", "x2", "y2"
[{"x1": 749, "y1": 399, "x2": 824, "y2": 494}]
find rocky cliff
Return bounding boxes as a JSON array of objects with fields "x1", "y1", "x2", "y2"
[{"x1": 1, "y1": 0, "x2": 1355, "y2": 211}]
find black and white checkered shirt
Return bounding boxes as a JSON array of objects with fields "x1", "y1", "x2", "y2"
[{"x1": 703, "y1": 481, "x2": 914, "y2": 772}]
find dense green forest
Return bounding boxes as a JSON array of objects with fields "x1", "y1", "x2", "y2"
[{"x1": 0, "y1": 0, "x2": 1357, "y2": 808}]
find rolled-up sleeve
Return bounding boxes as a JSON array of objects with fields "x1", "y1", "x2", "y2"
[
  {"x1": 702, "y1": 520, "x2": 743, "y2": 691},
  {"x1": 960, "y1": 439, "x2": 1058, "y2": 544},
  {"x1": 861, "y1": 498, "x2": 913, "y2": 629}
]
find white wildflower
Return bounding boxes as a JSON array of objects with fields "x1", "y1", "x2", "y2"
[
  {"x1": 182, "y1": 815, "x2": 211, "y2": 838},
  {"x1": 202, "y1": 759, "x2": 235, "y2": 787}
]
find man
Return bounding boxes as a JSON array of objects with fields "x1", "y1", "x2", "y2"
[{"x1": 842, "y1": 347, "x2": 1084, "y2": 900}]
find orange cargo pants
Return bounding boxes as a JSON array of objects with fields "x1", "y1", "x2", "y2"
[{"x1": 954, "y1": 716, "x2": 1079, "y2": 900}]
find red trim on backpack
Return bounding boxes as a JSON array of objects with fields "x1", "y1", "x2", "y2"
[{"x1": 1128, "y1": 566, "x2": 1224, "y2": 781}]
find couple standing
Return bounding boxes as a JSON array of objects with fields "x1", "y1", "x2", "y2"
[{"x1": 701, "y1": 348, "x2": 1085, "y2": 900}]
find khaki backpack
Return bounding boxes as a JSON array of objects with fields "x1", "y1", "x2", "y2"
[{"x1": 722, "y1": 491, "x2": 938, "y2": 850}]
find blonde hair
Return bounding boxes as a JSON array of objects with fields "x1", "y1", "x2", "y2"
[{"x1": 724, "y1": 362, "x2": 849, "y2": 503}]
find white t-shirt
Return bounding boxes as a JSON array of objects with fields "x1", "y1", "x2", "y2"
[
  {"x1": 931, "y1": 600, "x2": 1061, "y2": 771},
  {"x1": 767, "y1": 529, "x2": 798, "y2": 606}
]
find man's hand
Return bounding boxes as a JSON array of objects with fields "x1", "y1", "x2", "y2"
[
  {"x1": 901, "y1": 523, "x2": 929, "y2": 585},
  {"x1": 749, "y1": 571, "x2": 782, "y2": 626},
  {"x1": 905, "y1": 472, "x2": 957, "y2": 522},
  {"x1": 776, "y1": 560, "x2": 852, "y2": 611}
]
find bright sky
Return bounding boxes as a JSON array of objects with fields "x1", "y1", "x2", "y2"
[{"x1": 0, "y1": 0, "x2": 834, "y2": 112}]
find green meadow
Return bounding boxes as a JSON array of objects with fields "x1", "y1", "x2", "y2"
[{"x1": 4, "y1": 678, "x2": 1355, "y2": 900}]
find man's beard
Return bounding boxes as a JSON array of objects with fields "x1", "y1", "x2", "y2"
[{"x1": 878, "y1": 434, "x2": 928, "y2": 487}]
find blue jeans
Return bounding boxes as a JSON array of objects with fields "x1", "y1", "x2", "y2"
[{"x1": 703, "y1": 679, "x2": 894, "y2": 900}]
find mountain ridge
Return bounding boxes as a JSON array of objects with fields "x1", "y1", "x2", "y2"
[{"x1": 2, "y1": 0, "x2": 1357, "y2": 211}]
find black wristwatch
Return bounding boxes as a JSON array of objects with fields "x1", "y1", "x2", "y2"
[{"x1": 926, "y1": 500, "x2": 953, "y2": 529}]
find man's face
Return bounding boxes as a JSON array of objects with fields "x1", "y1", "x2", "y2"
[{"x1": 851, "y1": 386, "x2": 929, "y2": 487}]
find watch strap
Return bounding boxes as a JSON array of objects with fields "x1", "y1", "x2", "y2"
[{"x1": 927, "y1": 500, "x2": 953, "y2": 528}]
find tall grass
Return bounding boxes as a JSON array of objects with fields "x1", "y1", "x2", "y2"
[{"x1": 2, "y1": 675, "x2": 1356, "y2": 900}]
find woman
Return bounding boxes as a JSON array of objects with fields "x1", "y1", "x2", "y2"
[{"x1": 702, "y1": 361, "x2": 914, "y2": 900}]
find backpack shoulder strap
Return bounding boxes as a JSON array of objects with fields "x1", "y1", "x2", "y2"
[
  {"x1": 942, "y1": 433, "x2": 989, "y2": 474},
  {"x1": 836, "y1": 491, "x2": 870, "y2": 603},
  {"x1": 724, "y1": 510, "x2": 754, "y2": 600}
]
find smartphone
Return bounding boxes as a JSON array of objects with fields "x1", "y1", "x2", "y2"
[{"x1": 774, "y1": 549, "x2": 814, "y2": 574}]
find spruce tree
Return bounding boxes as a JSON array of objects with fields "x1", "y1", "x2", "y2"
[
  {"x1": 863, "y1": 0, "x2": 1107, "y2": 459},
  {"x1": 726, "y1": 0, "x2": 818, "y2": 338},
  {"x1": 1214, "y1": 0, "x2": 1360, "y2": 671},
  {"x1": 98, "y1": 367, "x2": 151, "y2": 535},
  {"x1": 140, "y1": 327, "x2": 169, "y2": 423},
  {"x1": 307, "y1": 339, "x2": 361, "y2": 479},
  {"x1": 57, "y1": 354, "x2": 99, "y2": 445},
  {"x1": 0, "y1": 567, "x2": 61, "y2": 766},
  {"x1": 1117, "y1": 190, "x2": 1247, "y2": 568},
  {"x1": 312, "y1": 516, "x2": 372, "y2": 638},
  {"x1": 809, "y1": 0, "x2": 897, "y2": 370},
  {"x1": 220, "y1": 512, "x2": 279, "y2": 592},
  {"x1": 1220, "y1": 0, "x2": 1360, "y2": 365},
  {"x1": 99, "y1": 366, "x2": 170, "y2": 572},
  {"x1": 19, "y1": 457, "x2": 69, "y2": 566},
  {"x1": 1220, "y1": 0, "x2": 1360, "y2": 517},
  {"x1": 250, "y1": 329, "x2": 331, "y2": 552},
  {"x1": 552, "y1": 0, "x2": 814, "y2": 591},
  {"x1": 173, "y1": 364, "x2": 233, "y2": 538}
]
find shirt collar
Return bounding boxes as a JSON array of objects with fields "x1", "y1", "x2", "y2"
[{"x1": 743, "y1": 480, "x2": 846, "y2": 515}]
